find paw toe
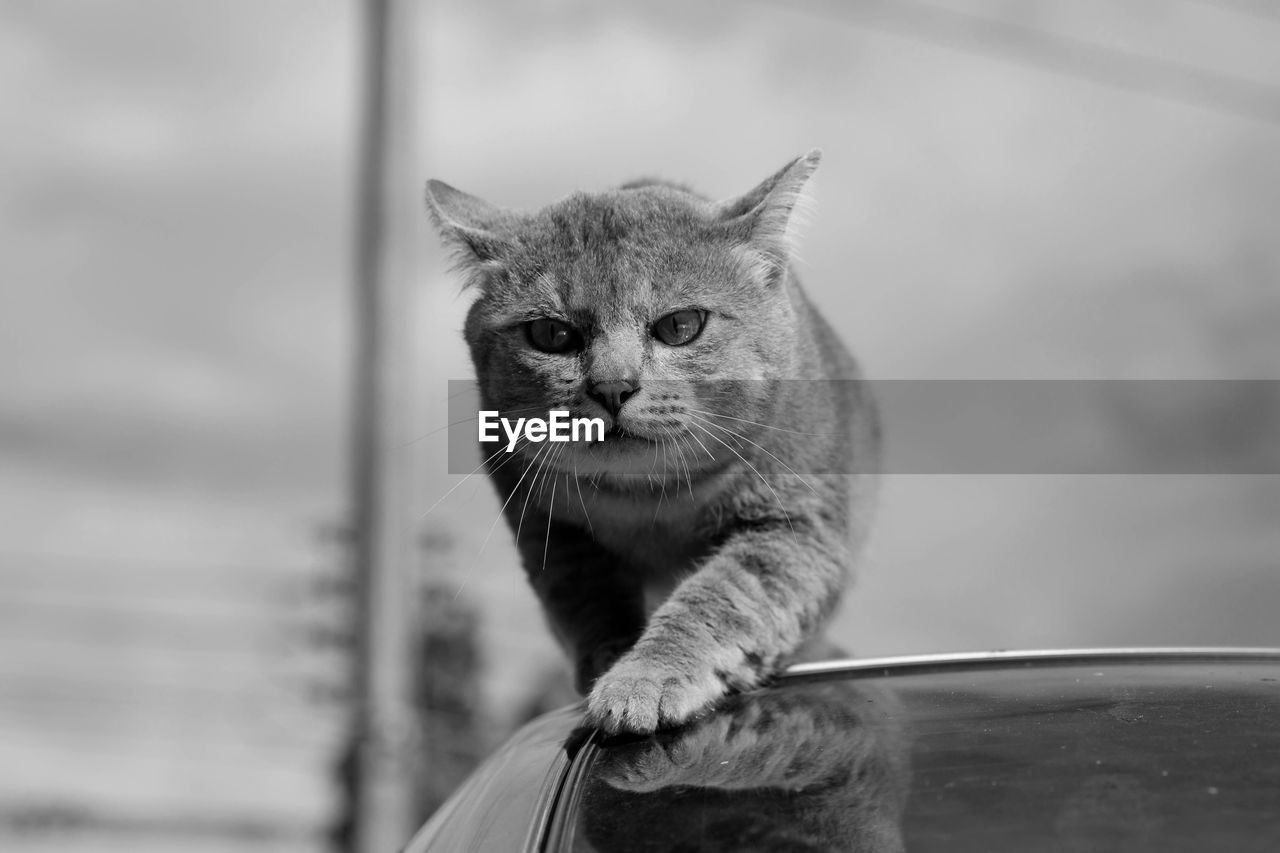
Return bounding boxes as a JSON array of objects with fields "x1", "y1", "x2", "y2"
[
  {"x1": 586, "y1": 663, "x2": 730, "y2": 734},
  {"x1": 586, "y1": 675, "x2": 662, "y2": 734}
]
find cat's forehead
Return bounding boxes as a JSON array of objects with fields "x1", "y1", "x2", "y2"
[
  {"x1": 534, "y1": 185, "x2": 708, "y2": 249},
  {"x1": 515, "y1": 187, "x2": 731, "y2": 316}
]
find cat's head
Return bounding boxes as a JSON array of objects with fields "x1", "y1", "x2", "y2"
[{"x1": 426, "y1": 152, "x2": 821, "y2": 477}]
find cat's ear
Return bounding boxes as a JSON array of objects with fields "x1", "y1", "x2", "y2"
[
  {"x1": 714, "y1": 149, "x2": 821, "y2": 278},
  {"x1": 424, "y1": 179, "x2": 515, "y2": 267}
]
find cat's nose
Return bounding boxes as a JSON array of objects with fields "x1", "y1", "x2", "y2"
[{"x1": 587, "y1": 379, "x2": 639, "y2": 416}]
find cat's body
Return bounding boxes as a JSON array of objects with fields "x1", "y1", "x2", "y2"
[{"x1": 427, "y1": 152, "x2": 878, "y2": 733}]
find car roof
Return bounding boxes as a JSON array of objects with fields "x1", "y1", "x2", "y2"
[{"x1": 409, "y1": 648, "x2": 1280, "y2": 852}]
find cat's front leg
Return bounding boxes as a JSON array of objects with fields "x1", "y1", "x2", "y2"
[{"x1": 585, "y1": 523, "x2": 849, "y2": 734}]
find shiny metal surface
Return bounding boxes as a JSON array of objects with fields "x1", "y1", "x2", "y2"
[
  {"x1": 782, "y1": 647, "x2": 1280, "y2": 680},
  {"x1": 886, "y1": 658, "x2": 1280, "y2": 851},
  {"x1": 404, "y1": 705, "x2": 579, "y2": 853},
  {"x1": 409, "y1": 649, "x2": 1280, "y2": 852}
]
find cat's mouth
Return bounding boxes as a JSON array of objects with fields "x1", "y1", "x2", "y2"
[
  {"x1": 604, "y1": 424, "x2": 647, "y2": 442},
  {"x1": 553, "y1": 419, "x2": 724, "y2": 480}
]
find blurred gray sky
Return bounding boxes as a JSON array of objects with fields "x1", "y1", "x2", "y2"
[{"x1": 2, "y1": 0, "x2": 1279, "y2": 841}]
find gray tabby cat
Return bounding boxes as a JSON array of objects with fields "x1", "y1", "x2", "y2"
[{"x1": 426, "y1": 151, "x2": 879, "y2": 734}]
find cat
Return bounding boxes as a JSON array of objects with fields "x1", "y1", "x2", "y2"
[{"x1": 426, "y1": 150, "x2": 879, "y2": 734}]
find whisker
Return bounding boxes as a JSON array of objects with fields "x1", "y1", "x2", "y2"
[
  {"x1": 652, "y1": 436, "x2": 671, "y2": 522},
  {"x1": 682, "y1": 422, "x2": 717, "y2": 463},
  {"x1": 572, "y1": 457, "x2": 595, "y2": 539},
  {"x1": 399, "y1": 402, "x2": 551, "y2": 449},
  {"x1": 416, "y1": 441, "x2": 512, "y2": 522},
  {"x1": 688, "y1": 413, "x2": 821, "y2": 498},
  {"x1": 538, "y1": 443, "x2": 567, "y2": 502},
  {"x1": 462, "y1": 433, "x2": 536, "y2": 504},
  {"x1": 678, "y1": 432, "x2": 697, "y2": 497},
  {"x1": 665, "y1": 427, "x2": 696, "y2": 495},
  {"x1": 687, "y1": 408, "x2": 835, "y2": 437},
  {"x1": 479, "y1": 440, "x2": 549, "y2": 565},
  {"x1": 452, "y1": 437, "x2": 541, "y2": 601},
  {"x1": 688, "y1": 420, "x2": 799, "y2": 548},
  {"x1": 541, "y1": 473, "x2": 557, "y2": 574},
  {"x1": 668, "y1": 430, "x2": 695, "y2": 498},
  {"x1": 659, "y1": 438, "x2": 671, "y2": 506},
  {"x1": 514, "y1": 441, "x2": 555, "y2": 549}
]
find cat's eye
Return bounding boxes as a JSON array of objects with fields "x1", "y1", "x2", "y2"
[
  {"x1": 652, "y1": 309, "x2": 706, "y2": 347},
  {"x1": 526, "y1": 318, "x2": 581, "y2": 354}
]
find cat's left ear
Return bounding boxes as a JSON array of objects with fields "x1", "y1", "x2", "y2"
[
  {"x1": 424, "y1": 179, "x2": 516, "y2": 267},
  {"x1": 714, "y1": 149, "x2": 821, "y2": 279}
]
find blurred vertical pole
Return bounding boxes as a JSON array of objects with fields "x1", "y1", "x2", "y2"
[{"x1": 350, "y1": 0, "x2": 419, "y2": 850}]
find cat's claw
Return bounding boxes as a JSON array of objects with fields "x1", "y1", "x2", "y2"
[{"x1": 585, "y1": 658, "x2": 728, "y2": 735}]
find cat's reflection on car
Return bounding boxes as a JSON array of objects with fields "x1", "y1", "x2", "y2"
[{"x1": 571, "y1": 678, "x2": 910, "y2": 853}]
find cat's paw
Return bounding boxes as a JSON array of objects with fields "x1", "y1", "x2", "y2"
[{"x1": 584, "y1": 656, "x2": 728, "y2": 735}]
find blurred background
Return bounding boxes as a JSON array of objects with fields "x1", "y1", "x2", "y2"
[{"x1": 2, "y1": 0, "x2": 1278, "y2": 850}]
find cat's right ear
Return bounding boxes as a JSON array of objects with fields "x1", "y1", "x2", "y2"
[
  {"x1": 424, "y1": 180, "x2": 515, "y2": 267},
  {"x1": 713, "y1": 150, "x2": 822, "y2": 282}
]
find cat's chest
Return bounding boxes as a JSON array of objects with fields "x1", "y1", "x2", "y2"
[
  {"x1": 605, "y1": 514, "x2": 706, "y2": 573},
  {"x1": 557, "y1": 476, "x2": 730, "y2": 574},
  {"x1": 588, "y1": 500, "x2": 724, "y2": 618}
]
